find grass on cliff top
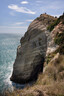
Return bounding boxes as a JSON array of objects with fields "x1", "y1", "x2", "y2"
[{"x1": 47, "y1": 13, "x2": 64, "y2": 31}]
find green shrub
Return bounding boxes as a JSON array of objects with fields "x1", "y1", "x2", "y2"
[
  {"x1": 46, "y1": 56, "x2": 52, "y2": 64},
  {"x1": 47, "y1": 19, "x2": 60, "y2": 31},
  {"x1": 54, "y1": 32, "x2": 64, "y2": 45},
  {"x1": 47, "y1": 13, "x2": 64, "y2": 32},
  {"x1": 46, "y1": 53, "x2": 56, "y2": 64},
  {"x1": 54, "y1": 32, "x2": 64, "y2": 54}
]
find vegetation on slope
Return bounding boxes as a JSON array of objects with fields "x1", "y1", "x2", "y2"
[
  {"x1": 4, "y1": 54, "x2": 64, "y2": 96},
  {"x1": 54, "y1": 32, "x2": 64, "y2": 45},
  {"x1": 54, "y1": 23, "x2": 64, "y2": 54},
  {"x1": 36, "y1": 13, "x2": 57, "y2": 26},
  {"x1": 47, "y1": 13, "x2": 64, "y2": 31},
  {"x1": 54, "y1": 32, "x2": 64, "y2": 54}
]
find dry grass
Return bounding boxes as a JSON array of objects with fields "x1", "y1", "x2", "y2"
[
  {"x1": 46, "y1": 82, "x2": 64, "y2": 96},
  {"x1": 4, "y1": 54, "x2": 64, "y2": 96}
]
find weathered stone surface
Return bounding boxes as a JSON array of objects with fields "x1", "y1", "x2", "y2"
[
  {"x1": 46, "y1": 22, "x2": 64, "y2": 56},
  {"x1": 11, "y1": 14, "x2": 56, "y2": 84}
]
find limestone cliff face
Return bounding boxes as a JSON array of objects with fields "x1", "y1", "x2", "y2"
[{"x1": 11, "y1": 14, "x2": 56, "y2": 84}]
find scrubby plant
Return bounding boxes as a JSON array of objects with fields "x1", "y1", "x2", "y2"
[
  {"x1": 47, "y1": 13, "x2": 64, "y2": 31},
  {"x1": 46, "y1": 57, "x2": 51, "y2": 64},
  {"x1": 54, "y1": 32, "x2": 64, "y2": 45},
  {"x1": 47, "y1": 19, "x2": 60, "y2": 31},
  {"x1": 46, "y1": 53, "x2": 56, "y2": 64},
  {"x1": 54, "y1": 31, "x2": 64, "y2": 54}
]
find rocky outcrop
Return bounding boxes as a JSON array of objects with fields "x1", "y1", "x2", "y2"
[{"x1": 11, "y1": 14, "x2": 56, "y2": 84}]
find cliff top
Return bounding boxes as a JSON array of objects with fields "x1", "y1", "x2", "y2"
[
  {"x1": 21, "y1": 14, "x2": 57, "y2": 44},
  {"x1": 37, "y1": 13, "x2": 57, "y2": 20},
  {"x1": 27, "y1": 13, "x2": 57, "y2": 33},
  {"x1": 36, "y1": 13, "x2": 57, "y2": 24}
]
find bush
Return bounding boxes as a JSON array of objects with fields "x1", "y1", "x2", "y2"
[
  {"x1": 47, "y1": 19, "x2": 60, "y2": 31},
  {"x1": 47, "y1": 13, "x2": 64, "y2": 31},
  {"x1": 46, "y1": 53, "x2": 56, "y2": 64},
  {"x1": 54, "y1": 32, "x2": 64, "y2": 45}
]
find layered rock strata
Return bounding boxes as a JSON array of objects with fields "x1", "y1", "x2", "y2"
[{"x1": 11, "y1": 14, "x2": 56, "y2": 84}]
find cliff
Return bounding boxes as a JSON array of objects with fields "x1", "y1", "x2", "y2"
[
  {"x1": 5, "y1": 14, "x2": 64, "y2": 96},
  {"x1": 10, "y1": 14, "x2": 57, "y2": 84}
]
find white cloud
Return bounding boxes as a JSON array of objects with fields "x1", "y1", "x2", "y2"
[
  {"x1": 13, "y1": 22, "x2": 24, "y2": 25},
  {"x1": 12, "y1": 20, "x2": 33, "y2": 26},
  {"x1": 48, "y1": 5, "x2": 60, "y2": 10},
  {"x1": 0, "y1": 26, "x2": 27, "y2": 29},
  {"x1": 21, "y1": 1, "x2": 28, "y2": 4},
  {"x1": 26, "y1": 19, "x2": 33, "y2": 22},
  {"x1": 36, "y1": 0, "x2": 42, "y2": 3},
  {"x1": 46, "y1": 1, "x2": 62, "y2": 10},
  {"x1": 8, "y1": 4, "x2": 35, "y2": 14}
]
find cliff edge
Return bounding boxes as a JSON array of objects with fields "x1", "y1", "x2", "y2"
[
  {"x1": 10, "y1": 14, "x2": 56, "y2": 84},
  {"x1": 5, "y1": 13, "x2": 64, "y2": 96}
]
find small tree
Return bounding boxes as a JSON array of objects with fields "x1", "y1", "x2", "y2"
[{"x1": 45, "y1": 12, "x2": 46, "y2": 14}]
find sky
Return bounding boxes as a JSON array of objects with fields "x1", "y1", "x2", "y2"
[{"x1": 0, "y1": 0, "x2": 64, "y2": 35}]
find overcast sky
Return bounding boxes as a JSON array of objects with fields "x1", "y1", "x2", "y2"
[{"x1": 0, "y1": 0, "x2": 64, "y2": 34}]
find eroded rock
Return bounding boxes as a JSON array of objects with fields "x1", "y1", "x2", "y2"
[{"x1": 11, "y1": 14, "x2": 56, "y2": 84}]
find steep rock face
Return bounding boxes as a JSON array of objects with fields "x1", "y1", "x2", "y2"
[
  {"x1": 11, "y1": 14, "x2": 56, "y2": 84},
  {"x1": 46, "y1": 26, "x2": 59, "y2": 55},
  {"x1": 47, "y1": 22, "x2": 64, "y2": 55}
]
